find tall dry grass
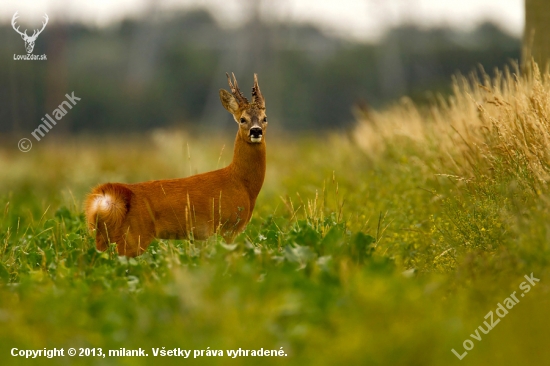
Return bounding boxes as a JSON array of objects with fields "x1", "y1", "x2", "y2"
[
  {"x1": 354, "y1": 61, "x2": 550, "y2": 193},
  {"x1": 353, "y1": 61, "x2": 550, "y2": 271}
]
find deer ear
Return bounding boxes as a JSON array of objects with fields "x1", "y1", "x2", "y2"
[{"x1": 219, "y1": 89, "x2": 240, "y2": 114}]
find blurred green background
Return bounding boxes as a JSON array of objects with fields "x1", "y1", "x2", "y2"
[{"x1": 1, "y1": 2, "x2": 520, "y2": 134}]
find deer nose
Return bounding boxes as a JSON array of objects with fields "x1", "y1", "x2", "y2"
[{"x1": 250, "y1": 128, "x2": 262, "y2": 138}]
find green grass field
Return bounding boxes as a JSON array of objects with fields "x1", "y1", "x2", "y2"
[{"x1": 1, "y1": 65, "x2": 549, "y2": 365}]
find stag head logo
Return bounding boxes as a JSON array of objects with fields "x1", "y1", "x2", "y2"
[{"x1": 12, "y1": 12, "x2": 48, "y2": 54}]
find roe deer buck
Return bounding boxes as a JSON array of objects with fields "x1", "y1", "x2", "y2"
[{"x1": 85, "y1": 73, "x2": 267, "y2": 257}]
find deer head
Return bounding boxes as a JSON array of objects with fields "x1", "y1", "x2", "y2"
[
  {"x1": 12, "y1": 12, "x2": 49, "y2": 54},
  {"x1": 219, "y1": 73, "x2": 267, "y2": 144}
]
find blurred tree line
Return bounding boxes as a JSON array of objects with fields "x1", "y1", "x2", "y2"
[{"x1": 1, "y1": 9, "x2": 519, "y2": 134}]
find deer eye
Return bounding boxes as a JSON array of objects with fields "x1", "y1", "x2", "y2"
[
  {"x1": 263, "y1": 117, "x2": 267, "y2": 122},
  {"x1": 240, "y1": 117, "x2": 246, "y2": 123}
]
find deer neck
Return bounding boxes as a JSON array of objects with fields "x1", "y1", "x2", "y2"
[{"x1": 228, "y1": 132, "x2": 266, "y2": 198}]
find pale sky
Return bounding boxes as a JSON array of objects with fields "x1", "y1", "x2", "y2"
[{"x1": 1, "y1": 0, "x2": 524, "y2": 41}]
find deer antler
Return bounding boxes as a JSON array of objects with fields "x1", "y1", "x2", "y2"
[
  {"x1": 251, "y1": 74, "x2": 265, "y2": 109},
  {"x1": 29, "y1": 14, "x2": 48, "y2": 40},
  {"x1": 11, "y1": 12, "x2": 29, "y2": 38},
  {"x1": 226, "y1": 72, "x2": 249, "y2": 108}
]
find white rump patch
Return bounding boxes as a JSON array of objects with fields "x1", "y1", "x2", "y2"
[{"x1": 93, "y1": 194, "x2": 112, "y2": 212}]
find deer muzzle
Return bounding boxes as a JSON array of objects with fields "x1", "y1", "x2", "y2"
[{"x1": 249, "y1": 127, "x2": 263, "y2": 143}]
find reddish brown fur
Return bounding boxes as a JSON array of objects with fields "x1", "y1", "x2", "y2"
[{"x1": 85, "y1": 73, "x2": 267, "y2": 257}]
